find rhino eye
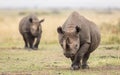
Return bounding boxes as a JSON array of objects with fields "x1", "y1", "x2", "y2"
[{"x1": 75, "y1": 44, "x2": 78, "y2": 48}]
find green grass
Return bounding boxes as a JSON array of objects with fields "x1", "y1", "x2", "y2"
[{"x1": 0, "y1": 44, "x2": 120, "y2": 75}]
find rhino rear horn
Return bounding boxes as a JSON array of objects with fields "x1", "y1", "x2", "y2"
[
  {"x1": 76, "y1": 26, "x2": 81, "y2": 33},
  {"x1": 57, "y1": 26, "x2": 64, "y2": 34}
]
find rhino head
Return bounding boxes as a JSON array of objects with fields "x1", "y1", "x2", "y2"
[
  {"x1": 29, "y1": 18, "x2": 44, "y2": 36},
  {"x1": 57, "y1": 26, "x2": 81, "y2": 58}
]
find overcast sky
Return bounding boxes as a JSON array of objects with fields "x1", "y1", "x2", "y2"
[{"x1": 0, "y1": 0, "x2": 120, "y2": 9}]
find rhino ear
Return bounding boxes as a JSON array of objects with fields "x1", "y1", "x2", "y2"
[
  {"x1": 76, "y1": 26, "x2": 81, "y2": 33},
  {"x1": 29, "y1": 18, "x2": 33, "y2": 23},
  {"x1": 57, "y1": 26, "x2": 64, "y2": 34},
  {"x1": 39, "y1": 19, "x2": 44, "y2": 23}
]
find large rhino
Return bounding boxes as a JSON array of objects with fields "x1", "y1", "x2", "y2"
[
  {"x1": 57, "y1": 11, "x2": 101, "y2": 70},
  {"x1": 19, "y1": 14, "x2": 44, "y2": 50}
]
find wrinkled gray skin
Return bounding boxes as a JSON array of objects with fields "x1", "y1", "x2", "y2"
[
  {"x1": 19, "y1": 14, "x2": 44, "y2": 50},
  {"x1": 57, "y1": 11, "x2": 101, "y2": 70}
]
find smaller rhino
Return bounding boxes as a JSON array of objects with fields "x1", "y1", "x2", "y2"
[{"x1": 19, "y1": 14, "x2": 44, "y2": 50}]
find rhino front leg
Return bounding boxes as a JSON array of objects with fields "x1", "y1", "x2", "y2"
[
  {"x1": 72, "y1": 43, "x2": 90, "y2": 70},
  {"x1": 22, "y1": 33, "x2": 29, "y2": 49},
  {"x1": 71, "y1": 56, "x2": 81, "y2": 70},
  {"x1": 28, "y1": 36, "x2": 35, "y2": 49},
  {"x1": 82, "y1": 53, "x2": 90, "y2": 69},
  {"x1": 34, "y1": 35, "x2": 41, "y2": 50}
]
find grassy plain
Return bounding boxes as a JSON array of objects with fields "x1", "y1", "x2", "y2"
[{"x1": 0, "y1": 9, "x2": 120, "y2": 75}]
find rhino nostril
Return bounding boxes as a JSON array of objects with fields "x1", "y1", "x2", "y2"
[{"x1": 64, "y1": 53, "x2": 74, "y2": 58}]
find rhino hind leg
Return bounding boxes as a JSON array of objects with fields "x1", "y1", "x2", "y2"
[{"x1": 82, "y1": 52, "x2": 90, "y2": 69}]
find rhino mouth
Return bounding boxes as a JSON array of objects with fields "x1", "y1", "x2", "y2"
[
  {"x1": 64, "y1": 53, "x2": 75, "y2": 58},
  {"x1": 32, "y1": 32, "x2": 39, "y2": 37}
]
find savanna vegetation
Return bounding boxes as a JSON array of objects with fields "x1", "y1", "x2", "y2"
[{"x1": 0, "y1": 9, "x2": 120, "y2": 75}]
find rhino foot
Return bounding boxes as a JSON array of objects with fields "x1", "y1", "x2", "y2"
[
  {"x1": 82, "y1": 65, "x2": 89, "y2": 69},
  {"x1": 24, "y1": 46, "x2": 29, "y2": 49},
  {"x1": 71, "y1": 65, "x2": 80, "y2": 70},
  {"x1": 32, "y1": 47, "x2": 38, "y2": 50}
]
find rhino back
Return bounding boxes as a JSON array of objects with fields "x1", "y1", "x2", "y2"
[
  {"x1": 78, "y1": 16, "x2": 101, "y2": 52},
  {"x1": 62, "y1": 12, "x2": 82, "y2": 32},
  {"x1": 19, "y1": 14, "x2": 39, "y2": 34}
]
